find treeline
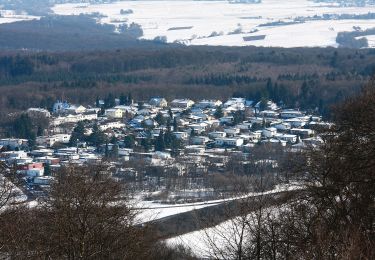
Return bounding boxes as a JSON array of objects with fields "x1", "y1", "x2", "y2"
[
  {"x1": 0, "y1": 15, "x2": 163, "y2": 51},
  {"x1": 0, "y1": 46, "x2": 374, "y2": 119}
]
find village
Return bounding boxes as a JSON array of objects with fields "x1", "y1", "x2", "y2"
[{"x1": 0, "y1": 96, "x2": 330, "y2": 202}]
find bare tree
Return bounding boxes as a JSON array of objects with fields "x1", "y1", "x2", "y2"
[{"x1": 0, "y1": 165, "x2": 160, "y2": 259}]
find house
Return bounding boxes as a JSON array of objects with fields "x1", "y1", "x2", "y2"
[
  {"x1": 105, "y1": 108, "x2": 123, "y2": 119},
  {"x1": 0, "y1": 151, "x2": 32, "y2": 164},
  {"x1": 53, "y1": 101, "x2": 70, "y2": 114},
  {"x1": 173, "y1": 132, "x2": 188, "y2": 140},
  {"x1": 51, "y1": 113, "x2": 97, "y2": 126},
  {"x1": 33, "y1": 176, "x2": 54, "y2": 185},
  {"x1": 30, "y1": 149, "x2": 54, "y2": 158},
  {"x1": 185, "y1": 145, "x2": 206, "y2": 154},
  {"x1": 196, "y1": 100, "x2": 222, "y2": 109},
  {"x1": 149, "y1": 97, "x2": 168, "y2": 107},
  {"x1": 290, "y1": 128, "x2": 315, "y2": 138},
  {"x1": 66, "y1": 105, "x2": 86, "y2": 114},
  {"x1": 36, "y1": 134, "x2": 71, "y2": 147},
  {"x1": 215, "y1": 138, "x2": 244, "y2": 147},
  {"x1": 188, "y1": 123, "x2": 207, "y2": 134},
  {"x1": 275, "y1": 133, "x2": 297, "y2": 143},
  {"x1": 99, "y1": 121, "x2": 125, "y2": 131},
  {"x1": 191, "y1": 136, "x2": 210, "y2": 145},
  {"x1": 245, "y1": 131, "x2": 262, "y2": 142},
  {"x1": 34, "y1": 157, "x2": 60, "y2": 165},
  {"x1": 114, "y1": 105, "x2": 138, "y2": 115},
  {"x1": 280, "y1": 110, "x2": 304, "y2": 119},
  {"x1": 272, "y1": 122, "x2": 291, "y2": 131},
  {"x1": 137, "y1": 108, "x2": 151, "y2": 116},
  {"x1": 19, "y1": 163, "x2": 45, "y2": 177},
  {"x1": 262, "y1": 127, "x2": 277, "y2": 138},
  {"x1": 224, "y1": 98, "x2": 245, "y2": 108},
  {"x1": 255, "y1": 100, "x2": 278, "y2": 111},
  {"x1": 284, "y1": 118, "x2": 309, "y2": 128},
  {"x1": 171, "y1": 99, "x2": 195, "y2": 109},
  {"x1": 143, "y1": 118, "x2": 157, "y2": 128},
  {"x1": 259, "y1": 110, "x2": 279, "y2": 118},
  {"x1": 27, "y1": 108, "x2": 51, "y2": 118},
  {"x1": 261, "y1": 139, "x2": 287, "y2": 147},
  {"x1": 0, "y1": 138, "x2": 28, "y2": 149},
  {"x1": 220, "y1": 116, "x2": 234, "y2": 125},
  {"x1": 208, "y1": 131, "x2": 226, "y2": 139},
  {"x1": 237, "y1": 122, "x2": 252, "y2": 130},
  {"x1": 224, "y1": 127, "x2": 240, "y2": 136}
]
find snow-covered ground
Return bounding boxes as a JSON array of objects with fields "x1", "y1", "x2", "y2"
[
  {"x1": 0, "y1": 10, "x2": 39, "y2": 24},
  {"x1": 134, "y1": 183, "x2": 302, "y2": 223},
  {"x1": 166, "y1": 201, "x2": 289, "y2": 258},
  {"x1": 0, "y1": 174, "x2": 28, "y2": 209},
  {"x1": 52, "y1": 0, "x2": 375, "y2": 47},
  {"x1": 364, "y1": 35, "x2": 375, "y2": 47}
]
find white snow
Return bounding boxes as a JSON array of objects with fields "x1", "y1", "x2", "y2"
[
  {"x1": 52, "y1": 0, "x2": 375, "y2": 47},
  {"x1": 364, "y1": 35, "x2": 375, "y2": 47},
  {"x1": 134, "y1": 183, "x2": 302, "y2": 223},
  {"x1": 134, "y1": 199, "x2": 221, "y2": 223}
]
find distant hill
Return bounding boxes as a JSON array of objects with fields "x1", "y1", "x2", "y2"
[
  {"x1": 0, "y1": 15, "x2": 169, "y2": 51},
  {"x1": 0, "y1": 0, "x2": 121, "y2": 15}
]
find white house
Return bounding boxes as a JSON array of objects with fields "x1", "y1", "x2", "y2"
[
  {"x1": 237, "y1": 122, "x2": 252, "y2": 130},
  {"x1": 208, "y1": 132, "x2": 227, "y2": 139},
  {"x1": 191, "y1": 136, "x2": 210, "y2": 145},
  {"x1": 34, "y1": 176, "x2": 54, "y2": 185},
  {"x1": 36, "y1": 134, "x2": 71, "y2": 147},
  {"x1": 51, "y1": 113, "x2": 97, "y2": 126},
  {"x1": 215, "y1": 138, "x2": 244, "y2": 147},
  {"x1": 224, "y1": 98, "x2": 245, "y2": 108},
  {"x1": 262, "y1": 127, "x2": 277, "y2": 138},
  {"x1": 280, "y1": 110, "x2": 304, "y2": 119},
  {"x1": 259, "y1": 110, "x2": 279, "y2": 118},
  {"x1": 173, "y1": 132, "x2": 188, "y2": 140},
  {"x1": 27, "y1": 108, "x2": 51, "y2": 118},
  {"x1": 272, "y1": 122, "x2": 291, "y2": 131},
  {"x1": 171, "y1": 99, "x2": 195, "y2": 109},
  {"x1": 99, "y1": 122, "x2": 126, "y2": 131},
  {"x1": 290, "y1": 128, "x2": 315, "y2": 138},
  {"x1": 219, "y1": 116, "x2": 234, "y2": 124},
  {"x1": 105, "y1": 108, "x2": 123, "y2": 119},
  {"x1": 149, "y1": 97, "x2": 168, "y2": 107},
  {"x1": 0, "y1": 151, "x2": 31, "y2": 164},
  {"x1": 189, "y1": 123, "x2": 207, "y2": 134},
  {"x1": 0, "y1": 138, "x2": 28, "y2": 149},
  {"x1": 275, "y1": 133, "x2": 297, "y2": 143},
  {"x1": 285, "y1": 118, "x2": 309, "y2": 128},
  {"x1": 196, "y1": 100, "x2": 222, "y2": 109},
  {"x1": 66, "y1": 105, "x2": 86, "y2": 114},
  {"x1": 224, "y1": 127, "x2": 240, "y2": 136}
]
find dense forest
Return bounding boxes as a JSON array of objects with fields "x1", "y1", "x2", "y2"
[
  {"x1": 0, "y1": 46, "x2": 373, "y2": 118},
  {"x1": 0, "y1": 15, "x2": 164, "y2": 51}
]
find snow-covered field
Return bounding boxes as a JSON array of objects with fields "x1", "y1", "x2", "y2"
[
  {"x1": 166, "y1": 203, "x2": 281, "y2": 258},
  {"x1": 364, "y1": 35, "x2": 375, "y2": 47},
  {"x1": 134, "y1": 183, "x2": 302, "y2": 223},
  {"x1": 0, "y1": 10, "x2": 39, "y2": 24},
  {"x1": 52, "y1": 0, "x2": 375, "y2": 47}
]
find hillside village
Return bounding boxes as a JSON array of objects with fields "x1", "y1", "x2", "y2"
[{"x1": 0, "y1": 96, "x2": 330, "y2": 201}]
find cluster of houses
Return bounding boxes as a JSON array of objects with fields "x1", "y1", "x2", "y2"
[{"x1": 0, "y1": 96, "x2": 330, "y2": 189}]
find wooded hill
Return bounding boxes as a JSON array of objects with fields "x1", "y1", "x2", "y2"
[{"x1": 0, "y1": 46, "x2": 374, "y2": 119}]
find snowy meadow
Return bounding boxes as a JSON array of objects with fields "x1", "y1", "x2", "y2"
[{"x1": 52, "y1": 0, "x2": 375, "y2": 47}]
